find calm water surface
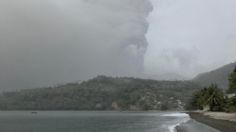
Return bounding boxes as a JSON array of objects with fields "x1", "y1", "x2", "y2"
[{"x1": 0, "y1": 111, "x2": 218, "y2": 132}]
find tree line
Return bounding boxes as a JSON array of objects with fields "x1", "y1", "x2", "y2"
[{"x1": 0, "y1": 76, "x2": 201, "y2": 111}]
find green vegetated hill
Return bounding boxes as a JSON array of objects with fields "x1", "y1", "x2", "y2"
[
  {"x1": 0, "y1": 76, "x2": 201, "y2": 111},
  {"x1": 193, "y1": 62, "x2": 236, "y2": 89}
]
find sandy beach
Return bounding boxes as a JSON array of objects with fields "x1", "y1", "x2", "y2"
[
  {"x1": 176, "y1": 112, "x2": 236, "y2": 132},
  {"x1": 203, "y1": 112, "x2": 236, "y2": 122}
]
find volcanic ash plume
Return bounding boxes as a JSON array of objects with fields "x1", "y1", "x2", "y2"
[{"x1": 0, "y1": 0, "x2": 153, "y2": 90}]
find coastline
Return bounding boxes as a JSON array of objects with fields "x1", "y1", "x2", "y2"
[{"x1": 176, "y1": 112, "x2": 236, "y2": 132}]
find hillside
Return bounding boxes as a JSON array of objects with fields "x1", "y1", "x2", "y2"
[
  {"x1": 193, "y1": 62, "x2": 236, "y2": 89},
  {"x1": 0, "y1": 76, "x2": 201, "y2": 111}
]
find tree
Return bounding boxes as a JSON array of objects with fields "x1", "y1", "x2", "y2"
[
  {"x1": 225, "y1": 96, "x2": 236, "y2": 112},
  {"x1": 206, "y1": 84, "x2": 225, "y2": 111},
  {"x1": 189, "y1": 84, "x2": 224, "y2": 111},
  {"x1": 228, "y1": 66, "x2": 236, "y2": 93}
]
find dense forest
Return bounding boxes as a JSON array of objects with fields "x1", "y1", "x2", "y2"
[{"x1": 0, "y1": 76, "x2": 201, "y2": 111}]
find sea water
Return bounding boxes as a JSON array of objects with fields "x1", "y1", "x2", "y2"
[{"x1": 0, "y1": 111, "x2": 219, "y2": 132}]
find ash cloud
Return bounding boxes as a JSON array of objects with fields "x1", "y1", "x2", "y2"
[
  {"x1": 0, "y1": 0, "x2": 153, "y2": 90},
  {"x1": 146, "y1": 0, "x2": 236, "y2": 79}
]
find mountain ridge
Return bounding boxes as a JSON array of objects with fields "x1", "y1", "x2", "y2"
[{"x1": 193, "y1": 62, "x2": 236, "y2": 89}]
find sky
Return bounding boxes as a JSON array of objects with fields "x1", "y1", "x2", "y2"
[
  {"x1": 0, "y1": 0, "x2": 236, "y2": 90},
  {"x1": 145, "y1": 0, "x2": 236, "y2": 79}
]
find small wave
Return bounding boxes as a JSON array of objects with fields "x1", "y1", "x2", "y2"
[
  {"x1": 162, "y1": 113, "x2": 190, "y2": 132},
  {"x1": 161, "y1": 113, "x2": 189, "y2": 117}
]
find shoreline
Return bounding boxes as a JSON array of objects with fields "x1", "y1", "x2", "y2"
[{"x1": 176, "y1": 112, "x2": 236, "y2": 132}]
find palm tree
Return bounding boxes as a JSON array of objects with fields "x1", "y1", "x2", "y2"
[
  {"x1": 205, "y1": 84, "x2": 224, "y2": 111},
  {"x1": 190, "y1": 84, "x2": 224, "y2": 111}
]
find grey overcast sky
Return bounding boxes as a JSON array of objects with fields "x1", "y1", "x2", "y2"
[
  {"x1": 145, "y1": 0, "x2": 236, "y2": 79},
  {"x1": 0, "y1": 0, "x2": 236, "y2": 90}
]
